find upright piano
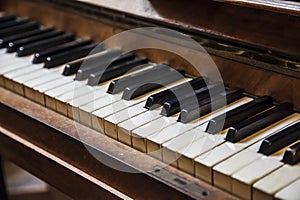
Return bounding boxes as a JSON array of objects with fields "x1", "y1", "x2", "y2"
[{"x1": 0, "y1": 0, "x2": 300, "y2": 199}]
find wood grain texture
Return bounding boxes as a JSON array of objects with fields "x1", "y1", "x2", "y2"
[{"x1": 1, "y1": 0, "x2": 300, "y2": 109}]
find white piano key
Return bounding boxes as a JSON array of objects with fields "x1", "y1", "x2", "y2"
[
  {"x1": 132, "y1": 116, "x2": 178, "y2": 152},
  {"x1": 148, "y1": 97, "x2": 252, "y2": 161},
  {"x1": 88, "y1": 92, "x2": 143, "y2": 125},
  {"x1": 5, "y1": 63, "x2": 63, "y2": 80},
  {"x1": 85, "y1": 96, "x2": 126, "y2": 124},
  {"x1": 3, "y1": 64, "x2": 42, "y2": 79},
  {"x1": 0, "y1": 52, "x2": 19, "y2": 65},
  {"x1": 4, "y1": 63, "x2": 67, "y2": 97},
  {"x1": 45, "y1": 82, "x2": 83, "y2": 110},
  {"x1": 8, "y1": 68, "x2": 52, "y2": 84},
  {"x1": 104, "y1": 102, "x2": 147, "y2": 139},
  {"x1": 213, "y1": 149, "x2": 262, "y2": 192},
  {"x1": 253, "y1": 164, "x2": 300, "y2": 200},
  {"x1": 26, "y1": 77, "x2": 73, "y2": 105},
  {"x1": 232, "y1": 138, "x2": 300, "y2": 198},
  {"x1": 194, "y1": 114, "x2": 300, "y2": 183},
  {"x1": 70, "y1": 91, "x2": 122, "y2": 122},
  {"x1": 0, "y1": 49, "x2": 6, "y2": 54},
  {"x1": 4, "y1": 69, "x2": 50, "y2": 94},
  {"x1": 117, "y1": 108, "x2": 162, "y2": 146},
  {"x1": 91, "y1": 78, "x2": 189, "y2": 136},
  {"x1": 274, "y1": 178, "x2": 300, "y2": 200},
  {"x1": 213, "y1": 114, "x2": 300, "y2": 193},
  {"x1": 55, "y1": 83, "x2": 94, "y2": 116},
  {"x1": 80, "y1": 67, "x2": 166, "y2": 127},
  {"x1": 147, "y1": 121, "x2": 209, "y2": 160},
  {"x1": 194, "y1": 142, "x2": 243, "y2": 184},
  {"x1": 0, "y1": 54, "x2": 33, "y2": 66},
  {"x1": 91, "y1": 97, "x2": 144, "y2": 132},
  {"x1": 35, "y1": 77, "x2": 73, "y2": 93},
  {"x1": 231, "y1": 157, "x2": 283, "y2": 200},
  {"x1": 0, "y1": 61, "x2": 32, "y2": 74},
  {"x1": 24, "y1": 73, "x2": 61, "y2": 88},
  {"x1": 162, "y1": 128, "x2": 207, "y2": 166}
]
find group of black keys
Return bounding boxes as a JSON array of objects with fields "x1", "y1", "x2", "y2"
[{"x1": 1, "y1": 14, "x2": 299, "y2": 165}]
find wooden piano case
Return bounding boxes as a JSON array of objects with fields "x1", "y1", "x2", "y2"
[{"x1": 0, "y1": 0, "x2": 299, "y2": 199}]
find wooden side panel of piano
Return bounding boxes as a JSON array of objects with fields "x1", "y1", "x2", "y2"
[{"x1": 0, "y1": 0, "x2": 300, "y2": 199}]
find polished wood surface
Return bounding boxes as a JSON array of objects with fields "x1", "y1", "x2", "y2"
[
  {"x1": 76, "y1": 0, "x2": 300, "y2": 59},
  {"x1": 1, "y1": 0, "x2": 300, "y2": 109}
]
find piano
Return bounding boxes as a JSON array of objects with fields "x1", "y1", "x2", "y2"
[{"x1": 0, "y1": 0, "x2": 300, "y2": 199}]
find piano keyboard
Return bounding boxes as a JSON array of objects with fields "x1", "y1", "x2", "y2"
[{"x1": 0, "y1": 14, "x2": 299, "y2": 200}]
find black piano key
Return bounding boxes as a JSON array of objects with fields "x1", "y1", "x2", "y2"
[
  {"x1": 0, "y1": 14, "x2": 16, "y2": 23},
  {"x1": 107, "y1": 64, "x2": 173, "y2": 94},
  {"x1": 282, "y1": 141, "x2": 300, "y2": 165},
  {"x1": 178, "y1": 88, "x2": 244, "y2": 123},
  {"x1": 87, "y1": 57, "x2": 148, "y2": 86},
  {"x1": 63, "y1": 53, "x2": 135, "y2": 76},
  {"x1": 65, "y1": 49, "x2": 123, "y2": 77},
  {"x1": 0, "y1": 27, "x2": 54, "y2": 48},
  {"x1": 43, "y1": 43, "x2": 100, "y2": 69},
  {"x1": 206, "y1": 96, "x2": 274, "y2": 134},
  {"x1": 0, "y1": 21, "x2": 39, "y2": 38},
  {"x1": 33, "y1": 39, "x2": 92, "y2": 64},
  {"x1": 0, "y1": 18, "x2": 29, "y2": 29},
  {"x1": 161, "y1": 83, "x2": 224, "y2": 117},
  {"x1": 74, "y1": 50, "x2": 135, "y2": 80},
  {"x1": 225, "y1": 103, "x2": 294, "y2": 143},
  {"x1": 144, "y1": 76, "x2": 207, "y2": 110},
  {"x1": 17, "y1": 33, "x2": 75, "y2": 56},
  {"x1": 7, "y1": 30, "x2": 64, "y2": 53},
  {"x1": 258, "y1": 121, "x2": 300, "y2": 156},
  {"x1": 75, "y1": 52, "x2": 134, "y2": 80},
  {"x1": 122, "y1": 69, "x2": 185, "y2": 100}
]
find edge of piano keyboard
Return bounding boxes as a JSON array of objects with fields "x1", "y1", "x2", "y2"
[
  {"x1": 2, "y1": 0, "x2": 300, "y2": 111},
  {"x1": 0, "y1": 87, "x2": 236, "y2": 199}
]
